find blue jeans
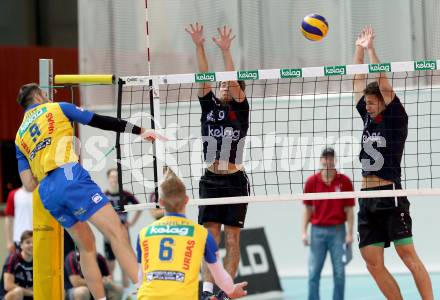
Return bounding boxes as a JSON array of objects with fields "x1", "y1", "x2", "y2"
[{"x1": 308, "y1": 224, "x2": 346, "y2": 300}]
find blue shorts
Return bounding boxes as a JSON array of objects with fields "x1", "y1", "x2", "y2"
[{"x1": 38, "y1": 163, "x2": 109, "y2": 228}]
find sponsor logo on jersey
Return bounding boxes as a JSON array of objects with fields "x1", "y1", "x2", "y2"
[
  {"x1": 18, "y1": 107, "x2": 48, "y2": 137},
  {"x1": 29, "y1": 137, "x2": 51, "y2": 160},
  {"x1": 182, "y1": 240, "x2": 196, "y2": 270},
  {"x1": 146, "y1": 271, "x2": 185, "y2": 282},
  {"x1": 362, "y1": 131, "x2": 383, "y2": 143},
  {"x1": 46, "y1": 112, "x2": 55, "y2": 134},
  {"x1": 73, "y1": 207, "x2": 87, "y2": 217},
  {"x1": 142, "y1": 239, "x2": 150, "y2": 271},
  {"x1": 146, "y1": 225, "x2": 194, "y2": 237},
  {"x1": 91, "y1": 193, "x2": 103, "y2": 204},
  {"x1": 20, "y1": 140, "x2": 31, "y2": 154},
  {"x1": 208, "y1": 125, "x2": 241, "y2": 141}
]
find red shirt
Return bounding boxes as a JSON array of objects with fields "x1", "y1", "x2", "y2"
[
  {"x1": 4, "y1": 188, "x2": 33, "y2": 243},
  {"x1": 303, "y1": 172, "x2": 355, "y2": 226}
]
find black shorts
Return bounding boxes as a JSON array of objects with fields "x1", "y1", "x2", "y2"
[
  {"x1": 198, "y1": 169, "x2": 250, "y2": 228},
  {"x1": 358, "y1": 184, "x2": 412, "y2": 248}
]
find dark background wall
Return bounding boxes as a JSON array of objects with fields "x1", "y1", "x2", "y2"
[
  {"x1": 0, "y1": 0, "x2": 78, "y2": 47},
  {"x1": 0, "y1": 0, "x2": 79, "y2": 203}
]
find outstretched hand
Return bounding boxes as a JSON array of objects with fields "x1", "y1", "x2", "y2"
[
  {"x1": 227, "y1": 281, "x2": 248, "y2": 298},
  {"x1": 356, "y1": 25, "x2": 375, "y2": 49},
  {"x1": 212, "y1": 25, "x2": 236, "y2": 51},
  {"x1": 141, "y1": 129, "x2": 168, "y2": 142},
  {"x1": 185, "y1": 22, "x2": 205, "y2": 46}
]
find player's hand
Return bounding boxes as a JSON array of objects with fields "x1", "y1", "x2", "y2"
[
  {"x1": 141, "y1": 129, "x2": 168, "y2": 142},
  {"x1": 356, "y1": 25, "x2": 375, "y2": 49},
  {"x1": 185, "y1": 22, "x2": 205, "y2": 46},
  {"x1": 227, "y1": 281, "x2": 248, "y2": 298},
  {"x1": 301, "y1": 232, "x2": 309, "y2": 246},
  {"x1": 345, "y1": 234, "x2": 353, "y2": 245},
  {"x1": 212, "y1": 25, "x2": 236, "y2": 51},
  {"x1": 103, "y1": 276, "x2": 113, "y2": 288},
  {"x1": 7, "y1": 242, "x2": 16, "y2": 254}
]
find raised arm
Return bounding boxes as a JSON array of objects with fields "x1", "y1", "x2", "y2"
[
  {"x1": 365, "y1": 26, "x2": 395, "y2": 105},
  {"x1": 213, "y1": 25, "x2": 246, "y2": 102},
  {"x1": 185, "y1": 22, "x2": 211, "y2": 97},
  {"x1": 353, "y1": 27, "x2": 368, "y2": 103}
]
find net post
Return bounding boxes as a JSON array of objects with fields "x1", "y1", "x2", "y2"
[
  {"x1": 35, "y1": 58, "x2": 63, "y2": 300},
  {"x1": 116, "y1": 78, "x2": 124, "y2": 209},
  {"x1": 149, "y1": 79, "x2": 160, "y2": 207}
]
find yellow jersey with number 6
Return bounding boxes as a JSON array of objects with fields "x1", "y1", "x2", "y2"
[{"x1": 137, "y1": 215, "x2": 209, "y2": 300}]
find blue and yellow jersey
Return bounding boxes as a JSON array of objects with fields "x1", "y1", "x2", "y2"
[
  {"x1": 15, "y1": 102, "x2": 94, "y2": 181},
  {"x1": 136, "y1": 213, "x2": 218, "y2": 300}
]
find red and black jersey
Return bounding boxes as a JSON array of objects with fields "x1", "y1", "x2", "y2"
[
  {"x1": 199, "y1": 91, "x2": 249, "y2": 165},
  {"x1": 0, "y1": 253, "x2": 33, "y2": 297},
  {"x1": 357, "y1": 95, "x2": 408, "y2": 183}
]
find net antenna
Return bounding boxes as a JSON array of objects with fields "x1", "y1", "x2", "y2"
[
  {"x1": 116, "y1": 0, "x2": 163, "y2": 210},
  {"x1": 119, "y1": 59, "x2": 440, "y2": 211}
]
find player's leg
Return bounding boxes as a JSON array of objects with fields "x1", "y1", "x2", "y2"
[
  {"x1": 38, "y1": 166, "x2": 107, "y2": 299},
  {"x1": 202, "y1": 222, "x2": 222, "y2": 291},
  {"x1": 121, "y1": 226, "x2": 131, "y2": 290},
  {"x1": 223, "y1": 225, "x2": 240, "y2": 277},
  {"x1": 360, "y1": 245, "x2": 402, "y2": 299},
  {"x1": 66, "y1": 222, "x2": 106, "y2": 299},
  {"x1": 358, "y1": 195, "x2": 402, "y2": 299},
  {"x1": 121, "y1": 271, "x2": 130, "y2": 289},
  {"x1": 88, "y1": 203, "x2": 138, "y2": 283},
  {"x1": 391, "y1": 196, "x2": 434, "y2": 299},
  {"x1": 53, "y1": 164, "x2": 138, "y2": 284},
  {"x1": 395, "y1": 241, "x2": 433, "y2": 299},
  {"x1": 222, "y1": 171, "x2": 249, "y2": 278},
  {"x1": 199, "y1": 170, "x2": 225, "y2": 297}
]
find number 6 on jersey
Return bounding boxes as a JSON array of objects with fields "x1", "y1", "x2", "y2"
[{"x1": 159, "y1": 238, "x2": 174, "y2": 261}]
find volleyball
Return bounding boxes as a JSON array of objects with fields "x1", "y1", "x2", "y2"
[{"x1": 301, "y1": 13, "x2": 329, "y2": 41}]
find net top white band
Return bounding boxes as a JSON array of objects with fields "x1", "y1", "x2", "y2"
[
  {"x1": 124, "y1": 188, "x2": 440, "y2": 211},
  {"x1": 119, "y1": 59, "x2": 439, "y2": 86}
]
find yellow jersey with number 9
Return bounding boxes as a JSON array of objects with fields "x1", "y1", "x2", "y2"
[
  {"x1": 15, "y1": 103, "x2": 78, "y2": 181},
  {"x1": 137, "y1": 215, "x2": 209, "y2": 300}
]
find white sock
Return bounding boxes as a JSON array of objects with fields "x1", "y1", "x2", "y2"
[{"x1": 203, "y1": 282, "x2": 214, "y2": 293}]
